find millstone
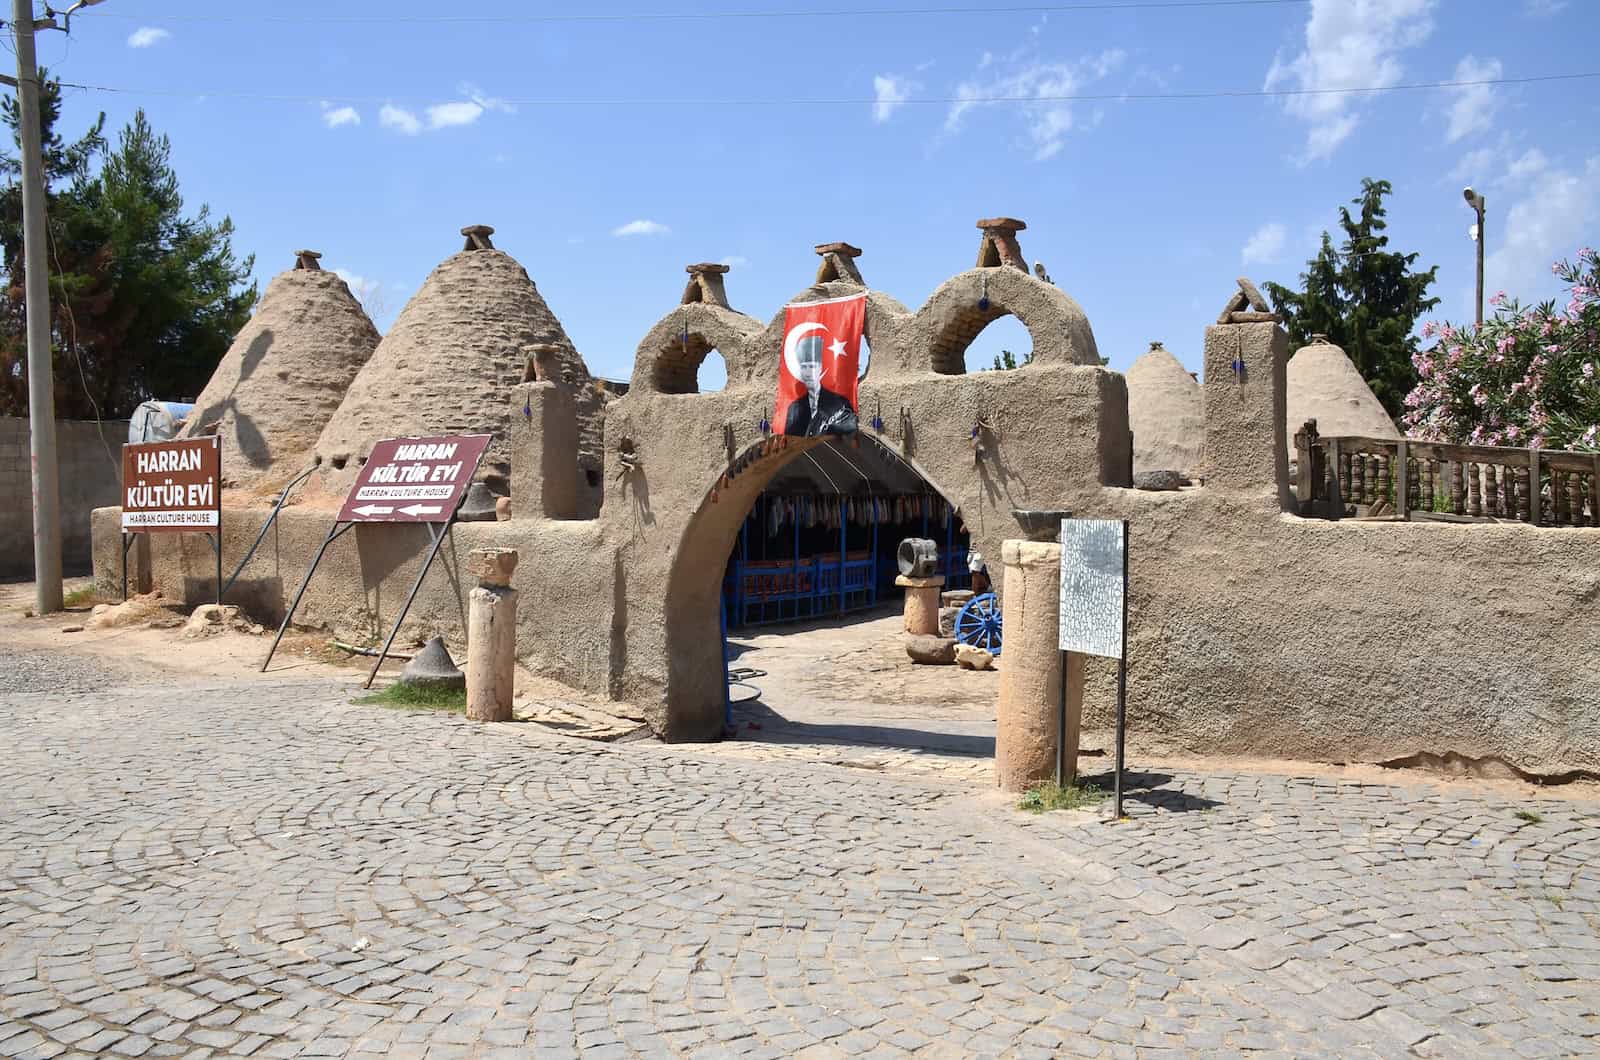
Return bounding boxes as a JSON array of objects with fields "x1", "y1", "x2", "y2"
[{"x1": 399, "y1": 635, "x2": 465, "y2": 691}]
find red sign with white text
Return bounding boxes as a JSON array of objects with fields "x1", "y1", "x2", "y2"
[{"x1": 337, "y1": 434, "x2": 491, "y2": 523}]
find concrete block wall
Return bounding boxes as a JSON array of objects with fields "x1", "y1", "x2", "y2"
[{"x1": 1, "y1": 417, "x2": 127, "y2": 578}]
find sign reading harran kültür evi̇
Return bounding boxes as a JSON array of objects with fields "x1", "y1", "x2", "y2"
[{"x1": 121, "y1": 437, "x2": 221, "y2": 531}]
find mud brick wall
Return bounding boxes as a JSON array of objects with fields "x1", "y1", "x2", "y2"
[{"x1": 1, "y1": 417, "x2": 126, "y2": 577}]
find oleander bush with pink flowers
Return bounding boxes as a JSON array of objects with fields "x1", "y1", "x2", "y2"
[{"x1": 1403, "y1": 248, "x2": 1600, "y2": 452}]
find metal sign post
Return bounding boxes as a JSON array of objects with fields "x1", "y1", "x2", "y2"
[
  {"x1": 120, "y1": 436, "x2": 224, "y2": 604},
  {"x1": 261, "y1": 434, "x2": 491, "y2": 679},
  {"x1": 1056, "y1": 518, "x2": 1131, "y2": 820}
]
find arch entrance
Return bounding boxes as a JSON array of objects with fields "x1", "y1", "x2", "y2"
[{"x1": 662, "y1": 433, "x2": 994, "y2": 756}]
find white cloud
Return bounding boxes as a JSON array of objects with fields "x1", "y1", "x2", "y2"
[
  {"x1": 1485, "y1": 155, "x2": 1600, "y2": 302},
  {"x1": 379, "y1": 104, "x2": 422, "y2": 135},
  {"x1": 1523, "y1": 0, "x2": 1567, "y2": 15},
  {"x1": 945, "y1": 47, "x2": 1126, "y2": 161},
  {"x1": 425, "y1": 101, "x2": 483, "y2": 129},
  {"x1": 1449, "y1": 143, "x2": 1499, "y2": 184},
  {"x1": 1444, "y1": 55, "x2": 1502, "y2": 144},
  {"x1": 378, "y1": 86, "x2": 515, "y2": 135},
  {"x1": 872, "y1": 75, "x2": 918, "y2": 123},
  {"x1": 1241, "y1": 223, "x2": 1288, "y2": 266},
  {"x1": 612, "y1": 220, "x2": 670, "y2": 238},
  {"x1": 320, "y1": 104, "x2": 360, "y2": 129},
  {"x1": 127, "y1": 27, "x2": 170, "y2": 48},
  {"x1": 719, "y1": 255, "x2": 750, "y2": 269},
  {"x1": 1264, "y1": 0, "x2": 1435, "y2": 162},
  {"x1": 459, "y1": 83, "x2": 516, "y2": 115},
  {"x1": 332, "y1": 268, "x2": 379, "y2": 302}
]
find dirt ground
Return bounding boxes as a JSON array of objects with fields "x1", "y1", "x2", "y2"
[{"x1": 4, "y1": 578, "x2": 1596, "y2": 800}]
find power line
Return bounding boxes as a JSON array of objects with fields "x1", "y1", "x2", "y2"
[
  {"x1": 83, "y1": 0, "x2": 1311, "y2": 26},
  {"x1": 52, "y1": 71, "x2": 1600, "y2": 109}
]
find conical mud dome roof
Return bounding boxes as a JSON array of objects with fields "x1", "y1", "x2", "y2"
[
  {"x1": 181, "y1": 250, "x2": 380, "y2": 489},
  {"x1": 313, "y1": 227, "x2": 576, "y2": 481},
  {"x1": 1126, "y1": 342, "x2": 1204, "y2": 474},
  {"x1": 1286, "y1": 335, "x2": 1398, "y2": 458}
]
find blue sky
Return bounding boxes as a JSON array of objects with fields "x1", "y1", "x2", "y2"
[{"x1": 31, "y1": 0, "x2": 1600, "y2": 389}]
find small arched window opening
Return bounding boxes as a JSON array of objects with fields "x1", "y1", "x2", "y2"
[
  {"x1": 654, "y1": 331, "x2": 718, "y2": 394},
  {"x1": 696, "y1": 350, "x2": 728, "y2": 392}
]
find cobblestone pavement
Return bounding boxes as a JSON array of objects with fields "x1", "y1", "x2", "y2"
[{"x1": 2, "y1": 666, "x2": 1598, "y2": 1058}]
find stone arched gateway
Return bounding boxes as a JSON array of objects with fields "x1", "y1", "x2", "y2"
[
  {"x1": 661, "y1": 434, "x2": 975, "y2": 737},
  {"x1": 593, "y1": 224, "x2": 1132, "y2": 741}
]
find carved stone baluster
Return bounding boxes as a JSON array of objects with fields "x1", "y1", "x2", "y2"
[
  {"x1": 1565, "y1": 471, "x2": 1581, "y2": 527},
  {"x1": 1353, "y1": 453, "x2": 1366, "y2": 504},
  {"x1": 1451, "y1": 460, "x2": 1465, "y2": 515},
  {"x1": 1422, "y1": 459, "x2": 1435, "y2": 513},
  {"x1": 1484, "y1": 464, "x2": 1499, "y2": 517},
  {"x1": 1467, "y1": 462, "x2": 1481, "y2": 517},
  {"x1": 1339, "y1": 451, "x2": 1352, "y2": 499},
  {"x1": 1378, "y1": 455, "x2": 1392, "y2": 508}
]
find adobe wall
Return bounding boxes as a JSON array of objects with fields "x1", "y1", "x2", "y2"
[
  {"x1": 4, "y1": 417, "x2": 126, "y2": 578},
  {"x1": 1073, "y1": 489, "x2": 1600, "y2": 773}
]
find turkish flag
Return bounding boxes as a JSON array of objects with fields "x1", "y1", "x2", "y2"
[{"x1": 775, "y1": 293, "x2": 864, "y2": 437}]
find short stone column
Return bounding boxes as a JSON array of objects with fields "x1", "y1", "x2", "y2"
[
  {"x1": 465, "y1": 548, "x2": 519, "y2": 722},
  {"x1": 896, "y1": 574, "x2": 945, "y2": 635},
  {"x1": 995, "y1": 539, "x2": 1085, "y2": 791}
]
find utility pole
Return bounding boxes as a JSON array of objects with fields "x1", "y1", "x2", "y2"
[
  {"x1": 1463, "y1": 186, "x2": 1486, "y2": 327},
  {"x1": 13, "y1": 0, "x2": 61, "y2": 613}
]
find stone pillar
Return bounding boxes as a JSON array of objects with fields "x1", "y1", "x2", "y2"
[
  {"x1": 465, "y1": 548, "x2": 518, "y2": 723},
  {"x1": 1201, "y1": 319, "x2": 1293, "y2": 509},
  {"x1": 508, "y1": 381, "x2": 580, "y2": 519},
  {"x1": 995, "y1": 539, "x2": 1085, "y2": 791},
  {"x1": 896, "y1": 574, "x2": 944, "y2": 635}
]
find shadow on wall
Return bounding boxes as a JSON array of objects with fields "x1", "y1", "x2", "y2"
[{"x1": 189, "y1": 328, "x2": 275, "y2": 471}]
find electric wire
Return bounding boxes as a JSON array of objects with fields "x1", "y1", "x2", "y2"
[
  {"x1": 47, "y1": 70, "x2": 1600, "y2": 109},
  {"x1": 81, "y1": 0, "x2": 1313, "y2": 26}
]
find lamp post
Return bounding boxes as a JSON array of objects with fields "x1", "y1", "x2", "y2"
[{"x1": 1463, "y1": 186, "x2": 1486, "y2": 326}]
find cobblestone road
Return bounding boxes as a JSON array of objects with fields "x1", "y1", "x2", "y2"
[{"x1": 1, "y1": 664, "x2": 1597, "y2": 1058}]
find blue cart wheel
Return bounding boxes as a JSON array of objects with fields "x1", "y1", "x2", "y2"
[{"x1": 954, "y1": 592, "x2": 1003, "y2": 657}]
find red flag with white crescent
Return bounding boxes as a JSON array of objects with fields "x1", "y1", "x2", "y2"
[{"x1": 775, "y1": 293, "x2": 865, "y2": 436}]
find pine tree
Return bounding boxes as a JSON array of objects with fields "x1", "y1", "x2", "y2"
[
  {"x1": 1264, "y1": 178, "x2": 1439, "y2": 420},
  {"x1": 0, "y1": 73, "x2": 255, "y2": 418}
]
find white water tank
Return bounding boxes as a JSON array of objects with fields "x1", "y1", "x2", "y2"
[{"x1": 128, "y1": 401, "x2": 195, "y2": 443}]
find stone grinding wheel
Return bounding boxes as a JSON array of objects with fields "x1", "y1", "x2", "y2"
[{"x1": 897, "y1": 538, "x2": 939, "y2": 578}]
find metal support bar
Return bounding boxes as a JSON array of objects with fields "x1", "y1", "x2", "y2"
[
  {"x1": 221, "y1": 465, "x2": 316, "y2": 598},
  {"x1": 121, "y1": 532, "x2": 135, "y2": 601},
  {"x1": 1114, "y1": 518, "x2": 1130, "y2": 821},
  {"x1": 363, "y1": 522, "x2": 452, "y2": 689},
  {"x1": 261, "y1": 519, "x2": 356, "y2": 672},
  {"x1": 1054, "y1": 648, "x2": 1068, "y2": 786}
]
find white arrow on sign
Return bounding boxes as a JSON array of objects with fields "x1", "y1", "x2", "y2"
[
  {"x1": 399, "y1": 503, "x2": 443, "y2": 517},
  {"x1": 352, "y1": 503, "x2": 394, "y2": 516}
]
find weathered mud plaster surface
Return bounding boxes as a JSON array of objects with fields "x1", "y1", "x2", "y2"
[
  {"x1": 92, "y1": 233, "x2": 1600, "y2": 774},
  {"x1": 1073, "y1": 488, "x2": 1600, "y2": 774},
  {"x1": 179, "y1": 261, "x2": 379, "y2": 490}
]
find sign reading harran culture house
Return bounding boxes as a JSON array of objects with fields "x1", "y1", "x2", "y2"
[
  {"x1": 121, "y1": 437, "x2": 222, "y2": 532},
  {"x1": 337, "y1": 433, "x2": 492, "y2": 524}
]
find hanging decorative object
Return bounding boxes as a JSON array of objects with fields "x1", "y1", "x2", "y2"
[
  {"x1": 522, "y1": 397, "x2": 531, "y2": 420},
  {"x1": 978, "y1": 274, "x2": 990, "y2": 313},
  {"x1": 759, "y1": 407, "x2": 772, "y2": 435},
  {"x1": 871, "y1": 398, "x2": 884, "y2": 433}
]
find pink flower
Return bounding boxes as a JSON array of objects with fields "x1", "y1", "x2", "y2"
[
  {"x1": 1421, "y1": 321, "x2": 1438, "y2": 339},
  {"x1": 1490, "y1": 291, "x2": 1506, "y2": 307}
]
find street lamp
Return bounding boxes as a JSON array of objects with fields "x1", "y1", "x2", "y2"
[{"x1": 1463, "y1": 186, "x2": 1486, "y2": 326}]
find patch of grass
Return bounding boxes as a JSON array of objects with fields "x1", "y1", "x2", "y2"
[
  {"x1": 1018, "y1": 778, "x2": 1106, "y2": 814},
  {"x1": 355, "y1": 682, "x2": 466, "y2": 713},
  {"x1": 1514, "y1": 809, "x2": 1544, "y2": 825},
  {"x1": 63, "y1": 586, "x2": 101, "y2": 608}
]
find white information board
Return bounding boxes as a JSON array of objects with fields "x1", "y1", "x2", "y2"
[{"x1": 1057, "y1": 519, "x2": 1126, "y2": 658}]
